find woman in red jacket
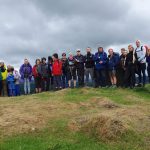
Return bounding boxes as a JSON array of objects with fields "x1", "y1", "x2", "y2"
[
  {"x1": 32, "y1": 59, "x2": 42, "y2": 93},
  {"x1": 52, "y1": 53, "x2": 62, "y2": 90}
]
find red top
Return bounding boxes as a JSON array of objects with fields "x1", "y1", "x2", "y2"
[
  {"x1": 32, "y1": 65, "x2": 39, "y2": 77},
  {"x1": 52, "y1": 60, "x2": 62, "y2": 76}
]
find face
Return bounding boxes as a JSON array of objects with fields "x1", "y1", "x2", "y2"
[
  {"x1": 77, "y1": 51, "x2": 81, "y2": 56},
  {"x1": 24, "y1": 59, "x2": 28, "y2": 64},
  {"x1": 108, "y1": 49, "x2": 113, "y2": 55},
  {"x1": 62, "y1": 55, "x2": 66, "y2": 59},
  {"x1": 128, "y1": 45, "x2": 133, "y2": 52},
  {"x1": 136, "y1": 40, "x2": 141, "y2": 47},
  {"x1": 43, "y1": 59, "x2": 46, "y2": 63},
  {"x1": 98, "y1": 47, "x2": 103, "y2": 53},
  {"x1": 36, "y1": 60, "x2": 40, "y2": 65},
  {"x1": 86, "y1": 48, "x2": 91, "y2": 53}
]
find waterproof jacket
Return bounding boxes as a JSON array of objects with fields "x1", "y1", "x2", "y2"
[
  {"x1": 84, "y1": 52, "x2": 95, "y2": 68},
  {"x1": 74, "y1": 55, "x2": 85, "y2": 69},
  {"x1": 107, "y1": 54, "x2": 119, "y2": 70},
  {"x1": 52, "y1": 60, "x2": 62, "y2": 76},
  {"x1": 94, "y1": 51, "x2": 107, "y2": 70}
]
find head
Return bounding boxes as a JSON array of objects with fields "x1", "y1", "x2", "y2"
[
  {"x1": 128, "y1": 44, "x2": 134, "y2": 52},
  {"x1": 0, "y1": 60, "x2": 4, "y2": 67},
  {"x1": 24, "y1": 59, "x2": 29, "y2": 65},
  {"x1": 76, "y1": 49, "x2": 81, "y2": 56},
  {"x1": 35, "y1": 59, "x2": 41, "y2": 65},
  {"x1": 121, "y1": 48, "x2": 126, "y2": 54},
  {"x1": 41, "y1": 57, "x2": 46, "y2": 64},
  {"x1": 147, "y1": 48, "x2": 150, "y2": 56},
  {"x1": 62, "y1": 53, "x2": 66, "y2": 59},
  {"x1": 86, "y1": 47, "x2": 91, "y2": 53},
  {"x1": 48, "y1": 56, "x2": 53, "y2": 63},
  {"x1": 108, "y1": 48, "x2": 114, "y2": 56},
  {"x1": 69, "y1": 52, "x2": 73, "y2": 58},
  {"x1": 52, "y1": 53, "x2": 58, "y2": 61},
  {"x1": 98, "y1": 47, "x2": 103, "y2": 53},
  {"x1": 136, "y1": 40, "x2": 141, "y2": 48}
]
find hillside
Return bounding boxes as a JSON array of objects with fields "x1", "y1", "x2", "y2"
[{"x1": 0, "y1": 86, "x2": 150, "y2": 150}]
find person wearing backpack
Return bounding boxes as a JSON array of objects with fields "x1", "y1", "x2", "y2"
[
  {"x1": 84, "y1": 47, "x2": 95, "y2": 87},
  {"x1": 68, "y1": 52, "x2": 77, "y2": 88},
  {"x1": 61, "y1": 53, "x2": 69, "y2": 88},
  {"x1": 135, "y1": 40, "x2": 147, "y2": 87},
  {"x1": 94, "y1": 47, "x2": 107, "y2": 88},
  {"x1": 40, "y1": 57, "x2": 51, "y2": 92},
  {"x1": 124, "y1": 45, "x2": 136, "y2": 89},
  {"x1": 146, "y1": 48, "x2": 150, "y2": 83},
  {"x1": 74, "y1": 49, "x2": 85, "y2": 87},
  {"x1": 52, "y1": 53, "x2": 62, "y2": 90},
  {"x1": 32, "y1": 59, "x2": 42, "y2": 93},
  {"x1": 107, "y1": 49, "x2": 118, "y2": 88},
  {"x1": 20, "y1": 59, "x2": 32, "y2": 95}
]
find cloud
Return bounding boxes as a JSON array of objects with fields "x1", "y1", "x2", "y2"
[{"x1": 0, "y1": 0, "x2": 150, "y2": 69}]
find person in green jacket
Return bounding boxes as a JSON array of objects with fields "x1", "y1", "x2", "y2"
[{"x1": 0, "y1": 60, "x2": 8, "y2": 96}]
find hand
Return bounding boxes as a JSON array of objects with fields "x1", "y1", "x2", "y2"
[{"x1": 99, "y1": 61, "x2": 103, "y2": 64}]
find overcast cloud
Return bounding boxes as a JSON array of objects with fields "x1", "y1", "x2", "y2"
[{"x1": 0, "y1": 0, "x2": 150, "y2": 69}]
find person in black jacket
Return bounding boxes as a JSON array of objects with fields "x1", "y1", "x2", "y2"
[
  {"x1": 47, "y1": 56, "x2": 53, "y2": 90},
  {"x1": 61, "y1": 53, "x2": 69, "y2": 88},
  {"x1": 116, "y1": 48, "x2": 127, "y2": 87},
  {"x1": 74, "y1": 49, "x2": 85, "y2": 87},
  {"x1": 124, "y1": 45, "x2": 136, "y2": 88},
  {"x1": 84, "y1": 47, "x2": 95, "y2": 87}
]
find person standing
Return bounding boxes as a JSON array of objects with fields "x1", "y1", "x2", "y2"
[
  {"x1": 0, "y1": 61, "x2": 4, "y2": 96},
  {"x1": 135, "y1": 40, "x2": 146, "y2": 87},
  {"x1": 0, "y1": 61, "x2": 8, "y2": 96},
  {"x1": 61, "y1": 53, "x2": 69, "y2": 88},
  {"x1": 40, "y1": 57, "x2": 50, "y2": 92},
  {"x1": 116, "y1": 48, "x2": 127, "y2": 87},
  {"x1": 124, "y1": 45, "x2": 136, "y2": 89},
  {"x1": 13, "y1": 68, "x2": 21, "y2": 96},
  {"x1": 74, "y1": 49, "x2": 85, "y2": 87},
  {"x1": 68, "y1": 53, "x2": 77, "y2": 88},
  {"x1": 94, "y1": 47, "x2": 107, "y2": 88},
  {"x1": 107, "y1": 49, "x2": 118, "y2": 88},
  {"x1": 146, "y1": 48, "x2": 150, "y2": 83},
  {"x1": 32, "y1": 59, "x2": 42, "y2": 93},
  {"x1": 20, "y1": 59, "x2": 32, "y2": 95},
  {"x1": 84, "y1": 47, "x2": 95, "y2": 87},
  {"x1": 52, "y1": 53, "x2": 62, "y2": 90}
]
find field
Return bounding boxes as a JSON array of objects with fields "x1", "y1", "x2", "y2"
[{"x1": 0, "y1": 85, "x2": 150, "y2": 150}]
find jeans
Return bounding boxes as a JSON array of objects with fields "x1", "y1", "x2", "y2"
[
  {"x1": 24, "y1": 78, "x2": 30, "y2": 94},
  {"x1": 53, "y1": 75, "x2": 62, "y2": 89},
  {"x1": 15, "y1": 84, "x2": 20, "y2": 96},
  {"x1": 62, "y1": 73, "x2": 68, "y2": 88},
  {"x1": 85, "y1": 67, "x2": 94, "y2": 86}
]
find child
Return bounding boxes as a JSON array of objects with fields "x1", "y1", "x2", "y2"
[
  {"x1": 13, "y1": 69, "x2": 21, "y2": 96},
  {"x1": 7, "y1": 66, "x2": 16, "y2": 96},
  {"x1": 52, "y1": 53, "x2": 62, "y2": 90}
]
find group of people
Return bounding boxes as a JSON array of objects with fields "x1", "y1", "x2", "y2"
[{"x1": 0, "y1": 40, "x2": 150, "y2": 96}]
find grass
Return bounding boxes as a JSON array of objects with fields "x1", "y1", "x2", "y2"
[{"x1": 0, "y1": 85, "x2": 150, "y2": 150}]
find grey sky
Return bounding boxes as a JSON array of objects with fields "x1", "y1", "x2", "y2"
[{"x1": 0, "y1": 0, "x2": 150, "y2": 69}]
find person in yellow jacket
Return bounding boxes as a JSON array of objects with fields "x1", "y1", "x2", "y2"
[{"x1": 0, "y1": 60, "x2": 8, "y2": 96}]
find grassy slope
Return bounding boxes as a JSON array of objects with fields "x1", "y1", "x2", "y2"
[{"x1": 0, "y1": 85, "x2": 150, "y2": 150}]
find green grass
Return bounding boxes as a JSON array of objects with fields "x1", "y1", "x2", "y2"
[{"x1": 0, "y1": 85, "x2": 150, "y2": 150}]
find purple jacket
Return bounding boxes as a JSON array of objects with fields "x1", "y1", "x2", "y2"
[{"x1": 19, "y1": 63, "x2": 32, "y2": 81}]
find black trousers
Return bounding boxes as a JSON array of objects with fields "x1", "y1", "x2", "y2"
[
  {"x1": 147, "y1": 65, "x2": 150, "y2": 83},
  {"x1": 137, "y1": 63, "x2": 146, "y2": 85},
  {"x1": 77, "y1": 67, "x2": 84, "y2": 87},
  {"x1": 95, "y1": 69, "x2": 106, "y2": 87},
  {"x1": 124, "y1": 65, "x2": 135, "y2": 88},
  {"x1": 116, "y1": 68, "x2": 125, "y2": 87}
]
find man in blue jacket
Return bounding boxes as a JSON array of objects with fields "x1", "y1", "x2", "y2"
[{"x1": 94, "y1": 47, "x2": 107, "y2": 87}]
